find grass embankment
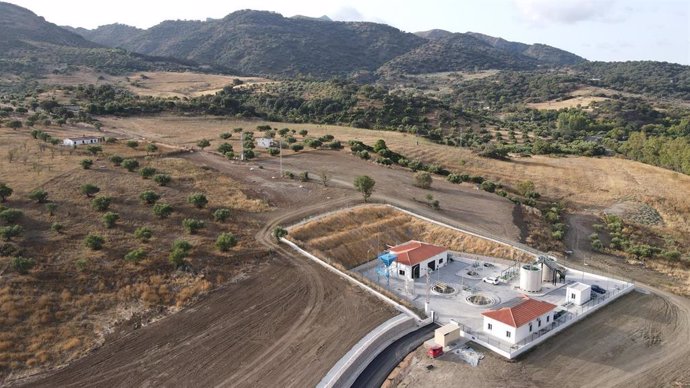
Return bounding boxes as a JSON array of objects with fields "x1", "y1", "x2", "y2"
[{"x1": 288, "y1": 205, "x2": 534, "y2": 270}]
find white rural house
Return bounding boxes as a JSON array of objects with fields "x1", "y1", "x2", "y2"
[
  {"x1": 63, "y1": 136, "x2": 102, "y2": 146},
  {"x1": 482, "y1": 297, "x2": 556, "y2": 345},
  {"x1": 256, "y1": 137, "x2": 276, "y2": 148},
  {"x1": 567, "y1": 282, "x2": 591, "y2": 306},
  {"x1": 387, "y1": 240, "x2": 448, "y2": 281}
]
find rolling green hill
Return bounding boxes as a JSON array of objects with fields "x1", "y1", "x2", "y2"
[
  {"x1": 0, "y1": 1, "x2": 216, "y2": 85},
  {"x1": 379, "y1": 33, "x2": 544, "y2": 74},
  {"x1": 75, "y1": 10, "x2": 427, "y2": 77}
]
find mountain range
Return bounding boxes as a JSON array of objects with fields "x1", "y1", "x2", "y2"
[{"x1": 0, "y1": 2, "x2": 608, "y2": 80}]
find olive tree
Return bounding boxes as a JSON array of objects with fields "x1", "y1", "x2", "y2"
[{"x1": 353, "y1": 175, "x2": 375, "y2": 202}]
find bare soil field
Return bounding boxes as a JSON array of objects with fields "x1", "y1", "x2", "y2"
[
  {"x1": 397, "y1": 290, "x2": 690, "y2": 388},
  {"x1": 18, "y1": 260, "x2": 393, "y2": 388},
  {"x1": 289, "y1": 205, "x2": 533, "y2": 270},
  {"x1": 100, "y1": 114, "x2": 690, "y2": 239}
]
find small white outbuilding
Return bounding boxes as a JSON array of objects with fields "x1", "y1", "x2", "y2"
[
  {"x1": 567, "y1": 282, "x2": 591, "y2": 306},
  {"x1": 63, "y1": 136, "x2": 102, "y2": 146},
  {"x1": 256, "y1": 138, "x2": 276, "y2": 148}
]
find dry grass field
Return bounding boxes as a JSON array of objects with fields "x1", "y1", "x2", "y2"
[
  {"x1": 527, "y1": 95, "x2": 608, "y2": 110},
  {"x1": 40, "y1": 69, "x2": 273, "y2": 98},
  {"x1": 0, "y1": 127, "x2": 270, "y2": 381},
  {"x1": 288, "y1": 205, "x2": 534, "y2": 269}
]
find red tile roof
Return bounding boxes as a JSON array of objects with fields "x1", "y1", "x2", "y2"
[
  {"x1": 388, "y1": 241, "x2": 447, "y2": 266},
  {"x1": 481, "y1": 297, "x2": 556, "y2": 328}
]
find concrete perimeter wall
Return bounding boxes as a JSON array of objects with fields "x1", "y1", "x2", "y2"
[{"x1": 317, "y1": 314, "x2": 417, "y2": 388}]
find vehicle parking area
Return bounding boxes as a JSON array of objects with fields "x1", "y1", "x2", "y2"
[{"x1": 354, "y1": 252, "x2": 633, "y2": 355}]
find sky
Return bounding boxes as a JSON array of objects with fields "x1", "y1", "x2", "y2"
[{"x1": 6, "y1": 0, "x2": 690, "y2": 64}]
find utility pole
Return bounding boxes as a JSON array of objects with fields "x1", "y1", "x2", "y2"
[
  {"x1": 279, "y1": 138, "x2": 283, "y2": 177},
  {"x1": 240, "y1": 131, "x2": 245, "y2": 161}
]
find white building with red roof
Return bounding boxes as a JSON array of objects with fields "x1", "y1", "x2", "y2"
[
  {"x1": 481, "y1": 296, "x2": 557, "y2": 344},
  {"x1": 386, "y1": 240, "x2": 448, "y2": 281}
]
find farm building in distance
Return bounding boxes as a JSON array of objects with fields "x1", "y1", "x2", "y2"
[
  {"x1": 256, "y1": 137, "x2": 277, "y2": 148},
  {"x1": 385, "y1": 241, "x2": 448, "y2": 281},
  {"x1": 63, "y1": 136, "x2": 102, "y2": 146},
  {"x1": 481, "y1": 297, "x2": 556, "y2": 345}
]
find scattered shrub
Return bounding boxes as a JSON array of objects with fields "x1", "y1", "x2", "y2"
[
  {"x1": 84, "y1": 234, "x2": 104, "y2": 250},
  {"x1": 217, "y1": 143, "x2": 233, "y2": 154},
  {"x1": 154, "y1": 174, "x2": 172, "y2": 186},
  {"x1": 102, "y1": 212, "x2": 119, "y2": 228},
  {"x1": 215, "y1": 232, "x2": 238, "y2": 252},
  {"x1": 213, "y1": 208, "x2": 231, "y2": 222},
  {"x1": 11, "y1": 256, "x2": 34, "y2": 274},
  {"x1": 197, "y1": 139, "x2": 211, "y2": 150},
  {"x1": 272, "y1": 226, "x2": 288, "y2": 241},
  {"x1": 28, "y1": 189, "x2": 48, "y2": 203},
  {"x1": 80, "y1": 184, "x2": 100, "y2": 197},
  {"x1": 0, "y1": 183, "x2": 12, "y2": 202},
  {"x1": 51, "y1": 222, "x2": 64, "y2": 233},
  {"x1": 139, "y1": 190, "x2": 160, "y2": 205},
  {"x1": 134, "y1": 226, "x2": 153, "y2": 241},
  {"x1": 124, "y1": 248, "x2": 147, "y2": 263},
  {"x1": 480, "y1": 181, "x2": 497, "y2": 193},
  {"x1": 91, "y1": 196, "x2": 112, "y2": 211},
  {"x1": 413, "y1": 171, "x2": 432, "y2": 189},
  {"x1": 152, "y1": 203, "x2": 173, "y2": 218},
  {"x1": 187, "y1": 193, "x2": 208, "y2": 209},
  {"x1": 80, "y1": 159, "x2": 93, "y2": 169},
  {"x1": 140, "y1": 166, "x2": 157, "y2": 179},
  {"x1": 121, "y1": 159, "x2": 139, "y2": 172},
  {"x1": 0, "y1": 208, "x2": 22, "y2": 223},
  {"x1": 109, "y1": 155, "x2": 123, "y2": 166},
  {"x1": 182, "y1": 219, "x2": 205, "y2": 234},
  {"x1": 0, "y1": 225, "x2": 22, "y2": 241}
]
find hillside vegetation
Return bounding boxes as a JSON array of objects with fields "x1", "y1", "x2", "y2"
[{"x1": 75, "y1": 10, "x2": 426, "y2": 77}]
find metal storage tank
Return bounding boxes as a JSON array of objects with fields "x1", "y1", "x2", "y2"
[
  {"x1": 541, "y1": 263, "x2": 554, "y2": 282},
  {"x1": 520, "y1": 264, "x2": 542, "y2": 292}
]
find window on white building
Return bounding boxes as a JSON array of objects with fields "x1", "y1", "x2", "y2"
[
  {"x1": 506, "y1": 331, "x2": 511, "y2": 338},
  {"x1": 571, "y1": 293, "x2": 576, "y2": 299},
  {"x1": 399, "y1": 270, "x2": 405, "y2": 275},
  {"x1": 529, "y1": 323, "x2": 532, "y2": 332},
  {"x1": 487, "y1": 323, "x2": 492, "y2": 330},
  {"x1": 537, "y1": 318, "x2": 542, "y2": 327},
  {"x1": 547, "y1": 315, "x2": 550, "y2": 322},
  {"x1": 439, "y1": 258, "x2": 444, "y2": 264}
]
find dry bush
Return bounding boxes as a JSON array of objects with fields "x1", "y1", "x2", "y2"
[
  {"x1": 290, "y1": 205, "x2": 533, "y2": 269},
  {"x1": 58, "y1": 338, "x2": 81, "y2": 352}
]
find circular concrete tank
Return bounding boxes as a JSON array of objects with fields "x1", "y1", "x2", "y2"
[{"x1": 520, "y1": 264, "x2": 542, "y2": 292}]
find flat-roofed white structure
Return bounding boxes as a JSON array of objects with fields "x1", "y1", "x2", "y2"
[{"x1": 567, "y1": 282, "x2": 592, "y2": 306}]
